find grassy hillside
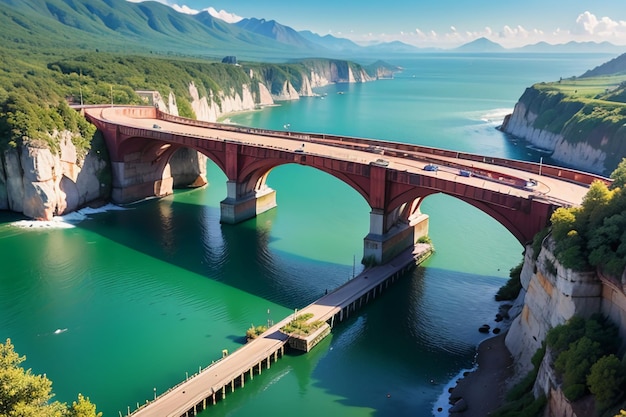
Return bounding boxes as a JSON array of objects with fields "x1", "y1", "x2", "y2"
[
  {"x1": 581, "y1": 53, "x2": 626, "y2": 78},
  {"x1": 515, "y1": 72, "x2": 626, "y2": 173}
]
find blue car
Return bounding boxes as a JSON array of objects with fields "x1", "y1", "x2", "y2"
[{"x1": 423, "y1": 164, "x2": 439, "y2": 172}]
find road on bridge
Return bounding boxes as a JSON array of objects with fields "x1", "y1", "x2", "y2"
[{"x1": 88, "y1": 106, "x2": 594, "y2": 208}]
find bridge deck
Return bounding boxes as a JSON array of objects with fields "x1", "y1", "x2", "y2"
[
  {"x1": 85, "y1": 106, "x2": 599, "y2": 209},
  {"x1": 129, "y1": 245, "x2": 430, "y2": 417}
]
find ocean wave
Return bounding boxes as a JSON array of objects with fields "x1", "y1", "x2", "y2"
[
  {"x1": 11, "y1": 204, "x2": 127, "y2": 229},
  {"x1": 482, "y1": 108, "x2": 513, "y2": 122},
  {"x1": 464, "y1": 108, "x2": 513, "y2": 124}
]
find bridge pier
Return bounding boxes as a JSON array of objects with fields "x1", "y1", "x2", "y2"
[
  {"x1": 220, "y1": 181, "x2": 277, "y2": 224},
  {"x1": 363, "y1": 210, "x2": 429, "y2": 265},
  {"x1": 111, "y1": 161, "x2": 174, "y2": 204}
]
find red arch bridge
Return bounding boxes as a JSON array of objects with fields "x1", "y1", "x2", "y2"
[{"x1": 83, "y1": 105, "x2": 607, "y2": 265}]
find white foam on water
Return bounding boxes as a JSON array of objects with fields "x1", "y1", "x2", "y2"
[
  {"x1": 431, "y1": 366, "x2": 475, "y2": 416},
  {"x1": 480, "y1": 108, "x2": 514, "y2": 123},
  {"x1": 11, "y1": 204, "x2": 127, "y2": 229},
  {"x1": 462, "y1": 108, "x2": 513, "y2": 125}
]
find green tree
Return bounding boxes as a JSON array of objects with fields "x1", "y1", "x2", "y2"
[
  {"x1": 550, "y1": 207, "x2": 578, "y2": 242},
  {"x1": 68, "y1": 394, "x2": 102, "y2": 417},
  {"x1": 554, "y1": 336, "x2": 602, "y2": 400},
  {"x1": 587, "y1": 354, "x2": 626, "y2": 412},
  {"x1": 610, "y1": 158, "x2": 626, "y2": 190},
  {"x1": 0, "y1": 338, "x2": 64, "y2": 417},
  {"x1": 0, "y1": 338, "x2": 100, "y2": 417},
  {"x1": 581, "y1": 180, "x2": 614, "y2": 230}
]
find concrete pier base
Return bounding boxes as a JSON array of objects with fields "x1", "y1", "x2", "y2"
[
  {"x1": 363, "y1": 212, "x2": 429, "y2": 265},
  {"x1": 220, "y1": 186, "x2": 277, "y2": 224},
  {"x1": 112, "y1": 176, "x2": 174, "y2": 204}
]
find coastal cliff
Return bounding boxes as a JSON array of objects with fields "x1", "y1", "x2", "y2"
[
  {"x1": 505, "y1": 236, "x2": 626, "y2": 416},
  {"x1": 500, "y1": 84, "x2": 626, "y2": 176},
  {"x1": 131, "y1": 59, "x2": 379, "y2": 121},
  {"x1": 0, "y1": 132, "x2": 110, "y2": 220}
]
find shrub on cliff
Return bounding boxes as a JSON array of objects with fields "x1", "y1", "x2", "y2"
[
  {"x1": 495, "y1": 261, "x2": 523, "y2": 301},
  {"x1": 546, "y1": 314, "x2": 621, "y2": 403},
  {"x1": 587, "y1": 354, "x2": 626, "y2": 412},
  {"x1": 549, "y1": 159, "x2": 626, "y2": 277}
]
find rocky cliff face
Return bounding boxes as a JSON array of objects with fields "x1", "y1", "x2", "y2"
[
  {"x1": 505, "y1": 237, "x2": 626, "y2": 416},
  {"x1": 501, "y1": 86, "x2": 626, "y2": 176},
  {"x1": 155, "y1": 63, "x2": 373, "y2": 122},
  {"x1": 0, "y1": 131, "x2": 109, "y2": 220},
  {"x1": 506, "y1": 238, "x2": 603, "y2": 375}
]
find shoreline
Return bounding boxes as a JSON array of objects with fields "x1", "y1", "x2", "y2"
[{"x1": 446, "y1": 332, "x2": 515, "y2": 416}]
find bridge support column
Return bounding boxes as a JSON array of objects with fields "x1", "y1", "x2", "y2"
[
  {"x1": 363, "y1": 210, "x2": 429, "y2": 265},
  {"x1": 220, "y1": 181, "x2": 277, "y2": 224},
  {"x1": 111, "y1": 161, "x2": 174, "y2": 204}
]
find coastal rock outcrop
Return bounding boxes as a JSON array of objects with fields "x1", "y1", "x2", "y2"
[{"x1": 0, "y1": 132, "x2": 109, "y2": 220}]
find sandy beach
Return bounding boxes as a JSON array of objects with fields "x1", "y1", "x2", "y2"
[{"x1": 447, "y1": 332, "x2": 515, "y2": 417}]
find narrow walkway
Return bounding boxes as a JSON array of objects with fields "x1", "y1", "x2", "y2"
[{"x1": 130, "y1": 244, "x2": 432, "y2": 417}]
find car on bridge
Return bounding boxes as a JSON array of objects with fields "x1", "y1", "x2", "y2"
[
  {"x1": 370, "y1": 158, "x2": 389, "y2": 167},
  {"x1": 423, "y1": 164, "x2": 439, "y2": 172}
]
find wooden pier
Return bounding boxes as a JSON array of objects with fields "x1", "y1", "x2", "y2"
[{"x1": 128, "y1": 244, "x2": 432, "y2": 417}]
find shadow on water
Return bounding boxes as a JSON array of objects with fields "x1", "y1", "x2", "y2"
[{"x1": 75, "y1": 195, "x2": 349, "y2": 310}]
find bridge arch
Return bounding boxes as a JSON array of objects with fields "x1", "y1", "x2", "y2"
[{"x1": 83, "y1": 105, "x2": 598, "y2": 266}]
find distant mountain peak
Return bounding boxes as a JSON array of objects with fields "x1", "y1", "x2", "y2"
[{"x1": 455, "y1": 37, "x2": 505, "y2": 52}]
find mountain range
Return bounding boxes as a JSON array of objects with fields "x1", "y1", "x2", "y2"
[{"x1": 0, "y1": 0, "x2": 624, "y2": 61}]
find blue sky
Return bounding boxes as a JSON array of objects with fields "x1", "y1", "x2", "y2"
[{"x1": 128, "y1": 0, "x2": 626, "y2": 48}]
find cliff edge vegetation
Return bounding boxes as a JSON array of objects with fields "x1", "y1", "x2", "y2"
[
  {"x1": 501, "y1": 53, "x2": 626, "y2": 175},
  {"x1": 549, "y1": 158, "x2": 626, "y2": 277}
]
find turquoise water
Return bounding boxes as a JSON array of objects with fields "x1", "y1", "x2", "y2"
[{"x1": 0, "y1": 53, "x2": 614, "y2": 417}]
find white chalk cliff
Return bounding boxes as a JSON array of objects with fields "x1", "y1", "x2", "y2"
[{"x1": 502, "y1": 100, "x2": 607, "y2": 174}]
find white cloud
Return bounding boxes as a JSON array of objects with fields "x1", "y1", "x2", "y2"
[{"x1": 574, "y1": 11, "x2": 626, "y2": 37}]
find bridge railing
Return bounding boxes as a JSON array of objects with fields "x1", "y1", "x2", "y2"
[{"x1": 153, "y1": 108, "x2": 610, "y2": 187}]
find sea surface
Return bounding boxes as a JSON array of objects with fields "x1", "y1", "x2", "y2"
[{"x1": 0, "y1": 52, "x2": 614, "y2": 417}]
